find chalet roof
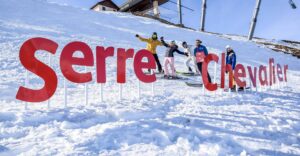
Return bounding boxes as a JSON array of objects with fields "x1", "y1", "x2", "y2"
[
  {"x1": 90, "y1": 0, "x2": 120, "y2": 10},
  {"x1": 120, "y1": 0, "x2": 169, "y2": 12}
]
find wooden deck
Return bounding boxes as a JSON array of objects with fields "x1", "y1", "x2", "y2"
[{"x1": 119, "y1": 0, "x2": 169, "y2": 12}]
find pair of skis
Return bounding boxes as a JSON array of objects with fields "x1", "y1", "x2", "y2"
[
  {"x1": 145, "y1": 71, "x2": 192, "y2": 81},
  {"x1": 147, "y1": 71, "x2": 250, "y2": 92}
]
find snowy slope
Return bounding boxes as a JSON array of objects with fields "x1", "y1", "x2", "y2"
[{"x1": 1, "y1": 0, "x2": 300, "y2": 155}]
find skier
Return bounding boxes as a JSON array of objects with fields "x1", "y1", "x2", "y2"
[
  {"x1": 225, "y1": 45, "x2": 241, "y2": 90},
  {"x1": 161, "y1": 37, "x2": 187, "y2": 79},
  {"x1": 136, "y1": 32, "x2": 163, "y2": 73},
  {"x1": 194, "y1": 39, "x2": 212, "y2": 83},
  {"x1": 225, "y1": 45, "x2": 236, "y2": 71},
  {"x1": 181, "y1": 41, "x2": 198, "y2": 74}
]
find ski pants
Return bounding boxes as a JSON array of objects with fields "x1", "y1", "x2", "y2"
[
  {"x1": 197, "y1": 62, "x2": 212, "y2": 83},
  {"x1": 164, "y1": 57, "x2": 175, "y2": 76},
  {"x1": 153, "y1": 54, "x2": 162, "y2": 72},
  {"x1": 185, "y1": 56, "x2": 198, "y2": 73}
]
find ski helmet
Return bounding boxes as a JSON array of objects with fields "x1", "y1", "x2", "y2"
[
  {"x1": 152, "y1": 32, "x2": 158, "y2": 40},
  {"x1": 226, "y1": 45, "x2": 231, "y2": 49}
]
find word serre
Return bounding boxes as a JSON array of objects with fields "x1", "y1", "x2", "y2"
[{"x1": 16, "y1": 37, "x2": 157, "y2": 102}]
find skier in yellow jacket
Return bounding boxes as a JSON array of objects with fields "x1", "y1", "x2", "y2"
[{"x1": 135, "y1": 32, "x2": 163, "y2": 73}]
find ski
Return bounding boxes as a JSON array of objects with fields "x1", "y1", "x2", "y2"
[
  {"x1": 157, "y1": 75, "x2": 190, "y2": 80},
  {"x1": 144, "y1": 72, "x2": 164, "y2": 75},
  {"x1": 185, "y1": 82, "x2": 203, "y2": 87},
  {"x1": 176, "y1": 71, "x2": 200, "y2": 76},
  {"x1": 223, "y1": 87, "x2": 251, "y2": 92}
]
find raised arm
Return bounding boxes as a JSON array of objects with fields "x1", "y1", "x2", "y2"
[
  {"x1": 136, "y1": 34, "x2": 150, "y2": 43},
  {"x1": 160, "y1": 38, "x2": 170, "y2": 47},
  {"x1": 175, "y1": 48, "x2": 186, "y2": 55}
]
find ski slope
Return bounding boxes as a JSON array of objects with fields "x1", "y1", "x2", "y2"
[{"x1": 0, "y1": 0, "x2": 300, "y2": 155}]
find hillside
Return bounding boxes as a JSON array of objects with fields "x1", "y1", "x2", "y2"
[
  {"x1": 0, "y1": 0, "x2": 300, "y2": 155},
  {"x1": 207, "y1": 32, "x2": 300, "y2": 58}
]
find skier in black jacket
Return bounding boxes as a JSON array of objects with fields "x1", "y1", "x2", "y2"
[{"x1": 160, "y1": 37, "x2": 187, "y2": 79}]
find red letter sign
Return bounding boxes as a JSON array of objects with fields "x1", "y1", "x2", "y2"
[
  {"x1": 269, "y1": 58, "x2": 275, "y2": 85},
  {"x1": 221, "y1": 53, "x2": 233, "y2": 88},
  {"x1": 234, "y1": 64, "x2": 246, "y2": 87},
  {"x1": 16, "y1": 37, "x2": 58, "y2": 102},
  {"x1": 96, "y1": 46, "x2": 114, "y2": 83},
  {"x1": 247, "y1": 66, "x2": 257, "y2": 87},
  {"x1": 277, "y1": 64, "x2": 283, "y2": 81},
  {"x1": 259, "y1": 65, "x2": 268, "y2": 86},
  {"x1": 284, "y1": 65, "x2": 288, "y2": 82},
  {"x1": 117, "y1": 48, "x2": 134, "y2": 83},
  {"x1": 134, "y1": 50, "x2": 156, "y2": 83},
  {"x1": 60, "y1": 42, "x2": 94, "y2": 83},
  {"x1": 202, "y1": 53, "x2": 218, "y2": 91}
]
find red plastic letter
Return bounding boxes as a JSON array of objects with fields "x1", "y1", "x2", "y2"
[
  {"x1": 221, "y1": 53, "x2": 233, "y2": 88},
  {"x1": 247, "y1": 66, "x2": 257, "y2": 87},
  {"x1": 284, "y1": 65, "x2": 288, "y2": 82},
  {"x1": 259, "y1": 65, "x2": 268, "y2": 86},
  {"x1": 16, "y1": 37, "x2": 58, "y2": 102},
  {"x1": 134, "y1": 49, "x2": 156, "y2": 83},
  {"x1": 269, "y1": 58, "x2": 275, "y2": 86},
  {"x1": 60, "y1": 42, "x2": 94, "y2": 83},
  {"x1": 96, "y1": 46, "x2": 114, "y2": 83},
  {"x1": 202, "y1": 53, "x2": 218, "y2": 91},
  {"x1": 277, "y1": 64, "x2": 283, "y2": 82},
  {"x1": 117, "y1": 48, "x2": 134, "y2": 83},
  {"x1": 234, "y1": 64, "x2": 246, "y2": 87}
]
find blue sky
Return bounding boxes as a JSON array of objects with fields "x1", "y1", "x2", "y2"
[{"x1": 49, "y1": 0, "x2": 300, "y2": 41}]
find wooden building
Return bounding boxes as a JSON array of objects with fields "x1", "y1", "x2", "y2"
[
  {"x1": 119, "y1": 0, "x2": 169, "y2": 17},
  {"x1": 90, "y1": 0, "x2": 120, "y2": 12}
]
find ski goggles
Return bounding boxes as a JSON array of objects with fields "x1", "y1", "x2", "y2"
[
  {"x1": 152, "y1": 34, "x2": 158, "y2": 39},
  {"x1": 196, "y1": 40, "x2": 202, "y2": 44}
]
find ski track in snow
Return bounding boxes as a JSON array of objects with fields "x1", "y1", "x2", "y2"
[{"x1": 0, "y1": 0, "x2": 300, "y2": 155}]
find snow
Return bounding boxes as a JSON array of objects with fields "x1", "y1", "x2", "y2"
[{"x1": 1, "y1": 0, "x2": 300, "y2": 155}]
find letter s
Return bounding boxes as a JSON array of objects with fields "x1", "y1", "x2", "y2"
[{"x1": 16, "y1": 37, "x2": 58, "y2": 102}]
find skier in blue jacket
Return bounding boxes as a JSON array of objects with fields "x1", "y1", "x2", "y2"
[
  {"x1": 225, "y1": 45, "x2": 236, "y2": 70},
  {"x1": 226, "y1": 45, "x2": 243, "y2": 90},
  {"x1": 194, "y1": 39, "x2": 211, "y2": 83}
]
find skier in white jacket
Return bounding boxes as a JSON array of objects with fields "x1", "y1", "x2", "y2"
[{"x1": 182, "y1": 41, "x2": 198, "y2": 73}]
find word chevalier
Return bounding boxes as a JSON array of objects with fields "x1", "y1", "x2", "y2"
[
  {"x1": 16, "y1": 37, "x2": 288, "y2": 103},
  {"x1": 201, "y1": 53, "x2": 288, "y2": 91}
]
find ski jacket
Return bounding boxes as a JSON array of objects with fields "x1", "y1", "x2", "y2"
[
  {"x1": 194, "y1": 45, "x2": 208, "y2": 63},
  {"x1": 226, "y1": 50, "x2": 236, "y2": 70},
  {"x1": 161, "y1": 40, "x2": 185, "y2": 57},
  {"x1": 181, "y1": 45, "x2": 193, "y2": 57},
  {"x1": 138, "y1": 36, "x2": 162, "y2": 54}
]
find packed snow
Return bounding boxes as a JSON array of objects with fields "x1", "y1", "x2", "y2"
[{"x1": 0, "y1": 0, "x2": 300, "y2": 155}]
